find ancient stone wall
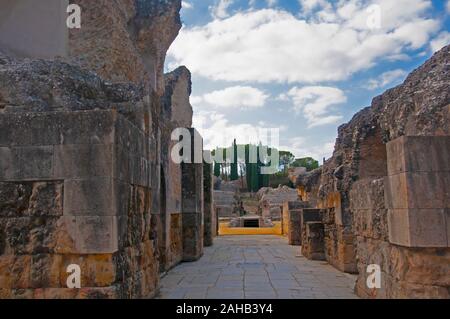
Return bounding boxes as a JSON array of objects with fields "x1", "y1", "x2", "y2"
[
  {"x1": 0, "y1": 109, "x2": 157, "y2": 298},
  {"x1": 296, "y1": 45, "x2": 450, "y2": 297},
  {"x1": 352, "y1": 176, "x2": 450, "y2": 299},
  {"x1": 203, "y1": 154, "x2": 215, "y2": 247},
  {"x1": 214, "y1": 191, "x2": 238, "y2": 218},
  {"x1": 281, "y1": 201, "x2": 309, "y2": 245},
  {"x1": 69, "y1": 0, "x2": 182, "y2": 94},
  {"x1": 181, "y1": 129, "x2": 204, "y2": 261},
  {"x1": 258, "y1": 186, "x2": 299, "y2": 221},
  {"x1": 0, "y1": 0, "x2": 211, "y2": 299},
  {"x1": 160, "y1": 66, "x2": 193, "y2": 271}
]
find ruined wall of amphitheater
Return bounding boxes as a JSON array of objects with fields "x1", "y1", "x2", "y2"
[
  {"x1": 296, "y1": 45, "x2": 450, "y2": 298},
  {"x1": 0, "y1": 0, "x2": 214, "y2": 299}
]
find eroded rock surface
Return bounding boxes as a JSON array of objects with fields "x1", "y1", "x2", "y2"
[{"x1": 296, "y1": 45, "x2": 450, "y2": 298}]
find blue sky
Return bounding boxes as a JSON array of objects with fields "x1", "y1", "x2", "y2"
[{"x1": 166, "y1": 0, "x2": 450, "y2": 161}]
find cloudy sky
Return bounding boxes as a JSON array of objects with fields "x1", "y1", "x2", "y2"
[{"x1": 166, "y1": 0, "x2": 450, "y2": 161}]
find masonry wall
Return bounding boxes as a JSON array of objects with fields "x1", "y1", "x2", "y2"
[
  {"x1": 160, "y1": 66, "x2": 195, "y2": 271},
  {"x1": 0, "y1": 0, "x2": 212, "y2": 299},
  {"x1": 352, "y1": 176, "x2": 450, "y2": 299},
  {"x1": 295, "y1": 46, "x2": 450, "y2": 297},
  {"x1": 0, "y1": 110, "x2": 158, "y2": 298}
]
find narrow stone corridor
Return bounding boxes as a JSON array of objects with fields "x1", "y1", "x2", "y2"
[{"x1": 157, "y1": 236, "x2": 358, "y2": 299}]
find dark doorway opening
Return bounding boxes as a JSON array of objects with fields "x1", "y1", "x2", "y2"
[{"x1": 244, "y1": 219, "x2": 260, "y2": 228}]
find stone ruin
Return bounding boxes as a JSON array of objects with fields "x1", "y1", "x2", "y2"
[
  {"x1": 0, "y1": 0, "x2": 449, "y2": 301},
  {"x1": 0, "y1": 0, "x2": 217, "y2": 299},
  {"x1": 290, "y1": 45, "x2": 450, "y2": 298},
  {"x1": 257, "y1": 186, "x2": 299, "y2": 221}
]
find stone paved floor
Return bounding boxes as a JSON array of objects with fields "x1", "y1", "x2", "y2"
[{"x1": 157, "y1": 235, "x2": 358, "y2": 299}]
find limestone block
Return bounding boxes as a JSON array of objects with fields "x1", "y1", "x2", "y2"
[
  {"x1": 302, "y1": 221, "x2": 326, "y2": 261},
  {"x1": 0, "y1": 111, "x2": 116, "y2": 147},
  {"x1": 203, "y1": 160, "x2": 214, "y2": 247},
  {"x1": 287, "y1": 209, "x2": 302, "y2": 246},
  {"x1": 350, "y1": 178, "x2": 386, "y2": 211},
  {"x1": 388, "y1": 208, "x2": 448, "y2": 247},
  {"x1": 182, "y1": 166, "x2": 203, "y2": 213},
  {"x1": 0, "y1": 181, "x2": 63, "y2": 218},
  {"x1": 386, "y1": 136, "x2": 450, "y2": 176},
  {"x1": 384, "y1": 172, "x2": 449, "y2": 209},
  {"x1": 0, "y1": 255, "x2": 32, "y2": 289},
  {"x1": 63, "y1": 178, "x2": 115, "y2": 216},
  {"x1": 57, "y1": 216, "x2": 118, "y2": 254},
  {"x1": 301, "y1": 209, "x2": 323, "y2": 223},
  {"x1": 30, "y1": 254, "x2": 63, "y2": 288},
  {"x1": 60, "y1": 254, "x2": 116, "y2": 288},
  {"x1": 0, "y1": 146, "x2": 53, "y2": 181},
  {"x1": 282, "y1": 201, "x2": 309, "y2": 245},
  {"x1": 54, "y1": 144, "x2": 113, "y2": 179},
  {"x1": 182, "y1": 212, "x2": 203, "y2": 262},
  {"x1": 166, "y1": 213, "x2": 183, "y2": 269},
  {"x1": 0, "y1": 216, "x2": 61, "y2": 255}
]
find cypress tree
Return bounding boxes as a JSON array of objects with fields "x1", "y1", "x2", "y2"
[{"x1": 230, "y1": 139, "x2": 239, "y2": 181}]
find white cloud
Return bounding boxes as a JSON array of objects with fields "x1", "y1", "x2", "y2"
[
  {"x1": 211, "y1": 0, "x2": 234, "y2": 19},
  {"x1": 447, "y1": 0, "x2": 450, "y2": 14},
  {"x1": 190, "y1": 95, "x2": 203, "y2": 105},
  {"x1": 169, "y1": 1, "x2": 439, "y2": 84},
  {"x1": 430, "y1": 31, "x2": 450, "y2": 53},
  {"x1": 280, "y1": 137, "x2": 335, "y2": 161},
  {"x1": 267, "y1": 0, "x2": 278, "y2": 7},
  {"x1": 286, "y1": 86, "x2": 347, "y2": 128},
  {"x1": 193, "y1": 111, "x2": 279, "y2": 150},
  {"x1": 182, "y1": 1, "x2": 193, "y2": 9},
  {"x1": 364, "y1": 69, "x2": 407, "y2": 90},
  {"x1": 193, "y1": 86, "x2": 269, "y2": 109}
]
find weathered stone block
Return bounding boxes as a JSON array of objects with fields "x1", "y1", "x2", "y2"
[
  {"x1": 302, "y1": 221, "x2": 326, "y2": 260},
  {"x1": 301, "y1": 208, "x2": 323, "y2": 223},
  {"x1": 181, "y1": 162, "x2": 203, "y2": 213},
  {"x1": 56, "y1": 216, "x2": 118, "y2": 254},
  {"x1": 0, "y1": 181, "x2": 63, "y2": 218},
  {"x1": 282, "y1": 201, "x2": 309, "y2": 245},
  {"x1": 182, "y1": 212, "x2": 203, "y2": 262},
  {"x1": 203, "y1": 160, "x2": 214, "y2": 247},
  {"x1": 0, "y1": 111, "x2": 116, "y2": 147},
  {"x1": 0, "y1": 216, "x2": 62, "y2": 255},
  {"x1": 386, "y1": 136, "x2": 450, "y2": 176},
  {"x1": 54, "y1": 144, "x2": 113, "y2": 179},
  {"x1": 63, "y1": 178, "x2": 115, "y2": 216},
  {"x1": 166, "y1": 213, "x2": 183, "y2": 269},
  {"x1": 180, "y1": 128, "x2": 204, "y2": 261},
  {"x1": 351, "y1": 178, "x2": 388, "y2": 241},
  {"x1": 350, "y1": 179, "x2": 386, "y2": 211},
  {"x1": 30, "y1": 254, "x2": 62, "y2": 288},
  {"x1": 384, "y1": 172, "x2": 449, "y2": 209},
  {"x1": 388, "y1": 209, "x2": 448, "y2": 247},
  {"x1": 0, "y1": 255, "x2": 32, "y2": 289},
  {"x1": 0, "y1": 146, "x2": 53, "y2": 181}
]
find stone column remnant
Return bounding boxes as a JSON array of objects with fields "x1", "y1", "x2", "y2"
[
  {"x1": 203, "y1": 151, "x2": 215, "y2": 247},
  {"x1": 181, "y1": 128, "x2": 204, "y2": 261}
]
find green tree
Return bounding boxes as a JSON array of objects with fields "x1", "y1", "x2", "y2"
[
  {"x1": 230, "y1": 139, "x2": 239, "y2": 181},
  {"x1": 279, "y1": 150, "x2": 295, "y2": 172},
  {"x1": 292, "y1": 157, "x2": 319, "y2": 171},
  {"x1": 213, "y1": 162, "x2": 221, "y2": 177}
]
